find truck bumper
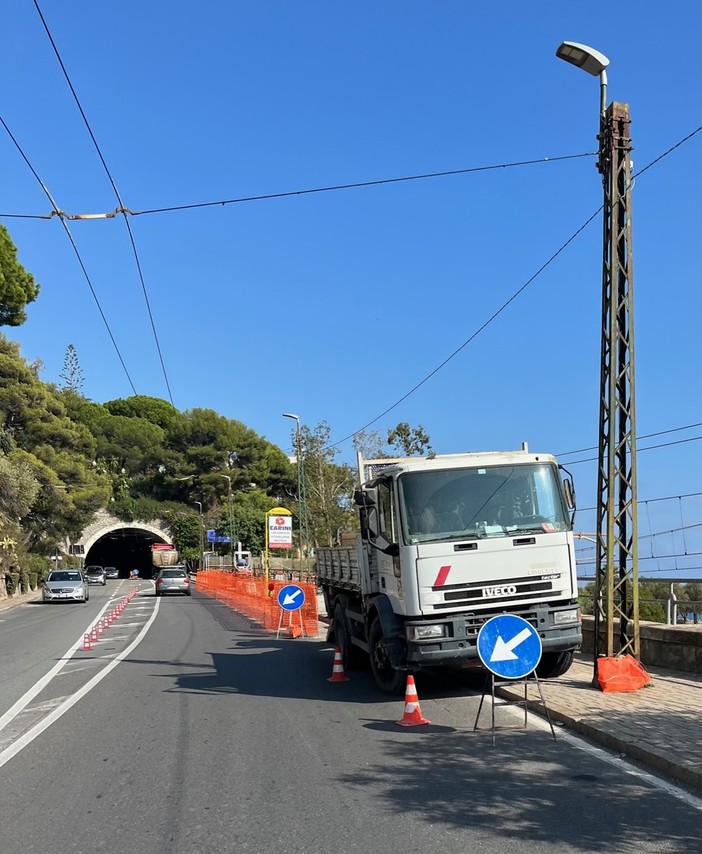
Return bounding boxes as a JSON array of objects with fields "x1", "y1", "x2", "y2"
[{"x1": 404, "y1": 603, "x2": 582, "y2": 667}]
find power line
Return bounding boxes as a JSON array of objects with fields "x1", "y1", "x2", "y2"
[
  {"x1": 330, "y1": 127, "x2": 701, "y2": 450},
  {"x1": 576, "y1": 491, "x2": 702, "y2": 514},
  {"x1": 32, "y1": 0, "x2": 175, "y2": 407},
  {"x1": 0, "y1": 115, "x2": 137, "y2": 396},
  {"x1": 563, "y1": 435, "x2": 701, "y2": 466},
  {"x1": 0, "y1": 152, "x2": 597, "y2": 221},
  {"x1": 557, "y1": 422, "x2": 702, "y2": 457}
]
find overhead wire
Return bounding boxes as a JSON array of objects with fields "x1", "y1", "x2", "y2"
[
  {"x1": 0, "y1": 115, "x2": 137, "y2": 396},
  {"x1": 0, "y1": 152, "x2": 597, "y2": 221},
  {"x1": 329, "y1": 126, "x2": 701, "y2": 449},
  {"x1": 557, "y1": 422, "x2": 702, "y2": 458},
  {"x1": 32, "y1": 0, "x2": 175, "y2": 406}
]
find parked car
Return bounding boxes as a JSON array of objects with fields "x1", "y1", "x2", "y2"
[
  {"x1": 85, "y1": 566, "x2": 107, "y2": 586},
  {"x1": 154, "y1": 566, "x2": 191, "y2": 597},
  {"x1": 104, "y1": 566, "x2": 118, "y2": 579},
  {"x1": 43, "y1": 570, "x2": 89, "y2": 603}
]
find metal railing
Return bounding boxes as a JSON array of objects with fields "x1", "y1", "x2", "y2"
[{"x1": 578, "y1": 575, "x2": 702, "y2": 625}]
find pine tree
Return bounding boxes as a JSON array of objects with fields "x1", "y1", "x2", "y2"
[{"x1": 59, "y1": 343, "x2": 84, "y2": 394}]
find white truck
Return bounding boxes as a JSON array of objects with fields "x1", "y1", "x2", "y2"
[{"x1": 316, "y1": 447, "x2": 582, "y2": 693}]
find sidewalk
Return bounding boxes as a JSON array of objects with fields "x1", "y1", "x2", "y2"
[
  {"x1": 0, "y1": 590, "x2": 41, "y2": 611},
  {"x1": 497, "y1": 653, "x2": 702, "y2": 792}
]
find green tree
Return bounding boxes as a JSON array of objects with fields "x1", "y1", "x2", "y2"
[
  {"x1": 298, "y1": 421, "x2": 356, "y2": 548},
  {"x1": 0, "y1": 225, "x2": 40, "y2": 326},
  {"x1": 59, "y1": 344, "x2": 84, "y2": 394},
  {"x1": 352, "y1": 429, "x2": 386, "y2": 460},
  {"x1": 0, "y1": 335, "x2": 109, "y2": 549},
  {"x1": 386, "y1": 422, "x2": 433, "y2": 456}
]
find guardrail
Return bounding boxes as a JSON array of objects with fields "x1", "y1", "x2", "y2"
[{"x1": 578, "y1": 575, "x2": 702, "y2": 626}]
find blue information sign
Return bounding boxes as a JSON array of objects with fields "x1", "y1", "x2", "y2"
[
  {"x1": 477, "y1": 614, "x2": 542, "y2": 680},
  {"x1": 277, "y1": 584, "x2": 306, "y2": 612}
]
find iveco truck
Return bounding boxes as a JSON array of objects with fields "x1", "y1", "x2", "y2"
[{"x1": 316, "y1": 447, "x2": 582, "y2": 693}]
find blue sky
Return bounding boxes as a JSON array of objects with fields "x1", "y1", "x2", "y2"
[{"x1": 1, "y1": 3, "x2": 700, "y2": 574}]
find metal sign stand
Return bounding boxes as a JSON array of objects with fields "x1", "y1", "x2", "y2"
[
  {"x1": 276, "y1": 607, "x2": 305, "y2": 639},
  {"x1": 473, "y1": 671, "x2": 557, "y2": 746}
]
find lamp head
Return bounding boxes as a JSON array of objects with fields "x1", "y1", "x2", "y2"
[{"x1": 556, "y1": 41, "x2": 609, "y2": 76}]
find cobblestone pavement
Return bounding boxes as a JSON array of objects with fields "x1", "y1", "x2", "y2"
[{"x1": 497, "y1": 653, "x2": 702, "y2": 792}]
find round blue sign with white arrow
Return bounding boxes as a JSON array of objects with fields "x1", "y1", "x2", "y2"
[
  {"x1": 477, "y1": 614, "x2": 542, "y2": 679},
  {"x1": 277, "y1": 584, "x2": 306, "y2": 612}
]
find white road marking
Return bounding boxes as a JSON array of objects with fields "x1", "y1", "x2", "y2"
[
  {"x1": 523, "y1": 705, "x2": 702, "y2": 809},
  {"x1": 0, "y1": 597, "x2": 161, "y2": 769},
  {"x1": 0, "y1": 599, "x2": 149, "y2": 734}
]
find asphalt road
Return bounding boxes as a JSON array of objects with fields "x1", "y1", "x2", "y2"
[{"x1": 1, "y1": 584, "x2": 700, "y2": 854}]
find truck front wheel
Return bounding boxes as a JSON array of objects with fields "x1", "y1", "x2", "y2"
[
  {"x1": 535, "y1": 650, "x2": 574, "y2": 679},
  {"x1": 369, "y1": 617, "x2": 405, "y2": 695}
]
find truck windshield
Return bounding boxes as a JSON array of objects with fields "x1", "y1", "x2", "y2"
[{"x1": 398, "y1": 463, "x2": 570, "y2": 544}]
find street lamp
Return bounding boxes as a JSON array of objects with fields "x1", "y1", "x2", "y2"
[
  {"x1": 556, "y1": 41, "x2": 609, "y2": 114},
  {"x1": 282, "y1": 413, "x2": 309, "y2": 566},
  {"x1": 219, "y1": 474, "x2": 236, "y2": 567},
  {"x1": 557, "y1": 41, "x2": 640, "y2": 667},
  {"x1": 193, "y1": 501, "x2": 205, "y2": 570}
]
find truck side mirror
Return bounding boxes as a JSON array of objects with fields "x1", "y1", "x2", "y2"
[{"x1": 563, "y1": 477, "x2": 576, "y2": 510}]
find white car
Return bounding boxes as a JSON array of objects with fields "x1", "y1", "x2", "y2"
[{"x1": 43, "y1": 570, "x2": 89, "y2": 603}]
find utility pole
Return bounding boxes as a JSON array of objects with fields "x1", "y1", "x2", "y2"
[
  {"x1": 283, "y1": 413, "x2": 310, "y2": 566},
  {"x1": 595, "y1": 99, "x2": 640, "y2": 661},
  {"x1": 193, "y1": 501, "x2": 205, "y2": 570},
  {"x1": 219, "y1": 474, "x2": 236, "y2": 567},
  {"x1": 557, "y1": 42, "x2": 640, "y2": 666}
]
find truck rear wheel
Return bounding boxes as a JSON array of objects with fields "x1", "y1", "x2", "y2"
[
  {"x1": 369, "y1": 617, "x2": 405, "y2": 695},
  {"x1": 535, "y1": 650, "x2": 574, "y2": 679},
  {"x1": 334, "y1": 604, "x2": 365, "y2": 670}
]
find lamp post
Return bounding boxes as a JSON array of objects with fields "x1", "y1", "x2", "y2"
[
  {"x1": 557, "y1": 42, "x2": 640, "y2": 668},
  {"x1": 193, "y1": 501, "x2": 205, "y2": 570},
  {"x1": 282, "y1": 412, "x2": 309, "y2": 567},
  {"x1": 219, "y1": 474, "x2": 236, "y2": 567}
]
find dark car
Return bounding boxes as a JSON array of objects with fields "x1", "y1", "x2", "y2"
[
  {"x1": 154, "y1": 566, "x2": 191, "y2": 597},
  {"x1": 104, "y1": 566, "x2": 118, "y2": 579},
  {"x1": 85, "y1": 566, "x2": 107, "y2": 586}
]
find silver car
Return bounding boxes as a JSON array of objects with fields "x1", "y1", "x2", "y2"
[
  {"x1": 154, "y1": 566, "x2": 191, "y2": 597},
  {"x1": 85, "y1": 566, "x2": 107, "y2": 585},
  {"x1": 43, "y1": 570, "x2": 89, "y2": 603}
]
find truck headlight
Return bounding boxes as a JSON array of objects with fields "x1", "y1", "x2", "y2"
[
  {"x1": 554, "y1": 608, "x2": 580, "y2": 625},
  {"x1": 407, "y1": 624, "x2": 447, "y2": 641}
]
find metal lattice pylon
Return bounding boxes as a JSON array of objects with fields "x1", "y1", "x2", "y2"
[{"x1": 594, "y1": 101, "x2": 640, "y2": 661}]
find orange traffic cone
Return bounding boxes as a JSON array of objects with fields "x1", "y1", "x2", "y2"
[
  {"x1": 83, "y1": 633, "x2": 92, "y2": 651},
  {"x1": 396, "y1": 674, "x2": 430, "y2": 726},
  {"x1": 327, "y1": 647, "x2": 350, "y2": 682}
]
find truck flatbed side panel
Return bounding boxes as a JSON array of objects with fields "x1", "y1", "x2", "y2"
[{"x1": 316, "y1": 547, "x2": 361, "y2": 589}]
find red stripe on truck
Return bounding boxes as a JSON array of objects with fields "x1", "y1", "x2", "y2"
[{"x1": 433, "y1": 565, "x2": 451, "y2": 587}]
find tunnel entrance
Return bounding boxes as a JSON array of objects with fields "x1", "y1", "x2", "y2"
[{"x1": 84, "y1": 527, "x2": 172, "y2": 580}]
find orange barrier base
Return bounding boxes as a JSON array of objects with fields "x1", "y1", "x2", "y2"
[{"x1": 196, "y1": 570, "x2": 319, "y2": 636}]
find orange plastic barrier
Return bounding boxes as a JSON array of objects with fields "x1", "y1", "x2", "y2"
[
  {"x1": 596, "y1": 654, "x2": 652, "y2": 693},
  {"x1": 196, "y1": 570, "x2": 319, "y2": 636}
]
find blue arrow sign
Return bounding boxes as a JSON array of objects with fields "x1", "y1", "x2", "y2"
[
  {"x1": 277, "y1": 584, "x2": 306, "y2": 612},
  {"x1": 477, "y1": 614, "x2": 542, "y2": 679}
]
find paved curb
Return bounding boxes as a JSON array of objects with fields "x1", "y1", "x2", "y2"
[
  {"x1": 495, "y1": 682, "x2": 702, "y2": 793},
  {"x1": 0, "y1": 590, "x2": 42, "y2": 612}
]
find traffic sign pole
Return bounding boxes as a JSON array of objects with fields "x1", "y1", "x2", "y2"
[
  {"x1": 473, "y1": 615, "x2": 556, "y2": 744},
  {"x1": 276, "y1": 583, "x2": 306, "y2": 639}
]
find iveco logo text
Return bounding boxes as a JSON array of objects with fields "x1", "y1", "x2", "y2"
[{"x1": 482, "y1": 584, "x2": 517, "y2": 598}]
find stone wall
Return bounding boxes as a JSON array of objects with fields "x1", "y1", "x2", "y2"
[{"x1": 581, "y1": 615, "x2": 702, "y2": 673}]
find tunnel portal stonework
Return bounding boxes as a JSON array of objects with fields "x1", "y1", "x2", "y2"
[{"x1": 66, "y1": 509, "x2": 172, "y2": 557}]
